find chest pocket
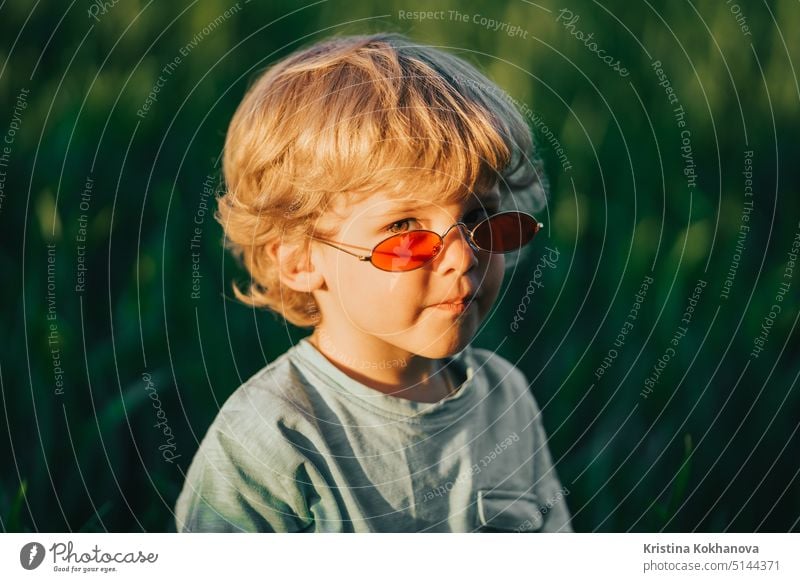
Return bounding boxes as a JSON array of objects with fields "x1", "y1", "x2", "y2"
[{"x1": 475, "y1": 489, "x2": 545, "y2": 532}]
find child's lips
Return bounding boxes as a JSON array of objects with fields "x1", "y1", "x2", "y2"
[
  {"x1": 432, "y1": 292, "x2": 477, "y2": 306},
  {"x1": 429, "y1": 295, "x2": 477, "y2": 314}
]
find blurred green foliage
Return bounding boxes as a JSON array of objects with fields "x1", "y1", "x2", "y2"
[{"x1": 1, "y1": 0, "x2": 798, "y2": 532}]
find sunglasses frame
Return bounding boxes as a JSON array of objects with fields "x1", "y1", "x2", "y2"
[{"x1": 307, "y1": 210, "x2": 543, "y2": 272}]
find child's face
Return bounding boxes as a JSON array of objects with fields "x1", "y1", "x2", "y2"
[{"x1": 309, "y1": 185, "x2": 505, "y2": 360}]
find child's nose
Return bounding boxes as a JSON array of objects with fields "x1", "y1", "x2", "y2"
[{"x1": 436, "y1": 223, "x2": 479, "y2": 272}]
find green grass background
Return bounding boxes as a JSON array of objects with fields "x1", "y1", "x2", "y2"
[{"x1": 1, "y1": 0, "x2": 798, "y2": 532}]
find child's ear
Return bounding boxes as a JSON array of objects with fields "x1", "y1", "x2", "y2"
[{"x1": 270, "y1": 240, "x2": 325, "y2": 293}]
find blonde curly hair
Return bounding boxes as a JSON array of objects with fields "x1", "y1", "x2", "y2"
[{"x1": 217, "y1": 32, "x2": 547, "y2": 328}]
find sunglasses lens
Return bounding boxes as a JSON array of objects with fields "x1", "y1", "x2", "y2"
[
  {"x1": 371, "y1": 232, "x2": 442, "y2": 271},
  {"x1": 472, "y1": 212, "x2": 540, "y2": 252}
]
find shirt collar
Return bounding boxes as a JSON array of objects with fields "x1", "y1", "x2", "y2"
[{"x1": 289, "y1": 337, "x2": 481, "y2": 424}]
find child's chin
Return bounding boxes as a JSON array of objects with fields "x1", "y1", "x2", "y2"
[{"x1": 417, "y1": 330, "x2": 476, "y2": 360}]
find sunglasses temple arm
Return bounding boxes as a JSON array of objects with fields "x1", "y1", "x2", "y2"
[{"x1": 310, "y1": 236, "x2": 372, "y2": 261}]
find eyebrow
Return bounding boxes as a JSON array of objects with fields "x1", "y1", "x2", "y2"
[{"x1": 368, "y1": 193, "x2": 501, "y2": 218}]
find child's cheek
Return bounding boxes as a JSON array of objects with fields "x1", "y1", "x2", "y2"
[{"x1": 478, "y1": 255, "x2": 505, "y2": 314}]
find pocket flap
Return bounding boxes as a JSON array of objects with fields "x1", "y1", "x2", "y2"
[{"x1": 476, "y1": 489, "x2": 544, "y2": 532}]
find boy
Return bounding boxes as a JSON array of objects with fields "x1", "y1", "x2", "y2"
[{"x1": 175, "y1": 32, "x2": 572, "y2": 532}]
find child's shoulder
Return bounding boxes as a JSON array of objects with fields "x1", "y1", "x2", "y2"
[
  {"x1": 467, "y1": 346, "x2": 542, "y2": 413},
  {"x1": 204, "y1": 346, "x2": 318, "y2": 449},
  {"x1": 468, "y1": 347, "x2": 529, "y2": 388},
  {"x1": 177, "y1": 347, "x2": 319, "y2": 531}
]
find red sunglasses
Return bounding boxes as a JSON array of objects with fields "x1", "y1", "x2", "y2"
[{"x1": 308, "y1": 211, "x2": 543, "y2": 272}]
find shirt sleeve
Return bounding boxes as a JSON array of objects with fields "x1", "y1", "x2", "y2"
[
  {"x1": 528, "y1": 392, "x2": 574, "y2": 533},
  {"x1": 174, "y1": 411, "x2": 314, "y2": 533}
]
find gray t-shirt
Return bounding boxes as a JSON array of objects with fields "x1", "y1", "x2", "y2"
[{"x1": 175, "y1": 338, "x2": 573, "y2": 532}]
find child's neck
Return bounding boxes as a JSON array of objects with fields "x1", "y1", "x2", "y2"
[{"x1": 306, "y1": 329, "x2": 458, "y2": 403}]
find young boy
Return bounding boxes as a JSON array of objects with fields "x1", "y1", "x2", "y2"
[{"x1": 175, "y1": 32, "x2": 572, "y2": 533}]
